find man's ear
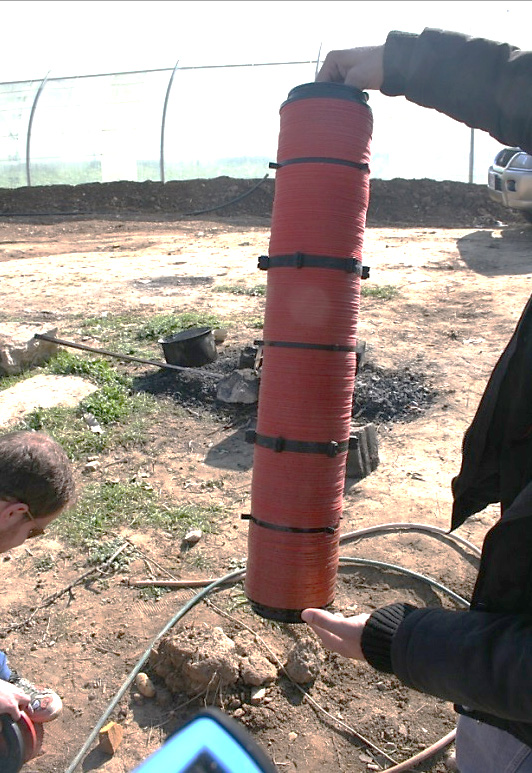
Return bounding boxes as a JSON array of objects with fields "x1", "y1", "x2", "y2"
[{"x1": 0, "y1": 501, "x2": 29, "y2": 525}]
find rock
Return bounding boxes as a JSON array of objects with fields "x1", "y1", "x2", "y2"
[
  {"x1": 183, "y1": 528, "x2": 202, "y2": 545},
  {"x1": 83, "y1": 412, "x2": 104, "y2": 434},
  {"x1": 150, "y1": 624, "x2": 240, "y2": 695},
  {"x1": 288, "y1": 732, "x2": 298, "y2": 742},
  {"x1": 98, "y1": 721, "x2": 124, "y2": 755},
  {"x1": 84, "y1": 460, "x2": 101, "y2": 473},
  {"x1": 284, "y1": 637, "x2": 324, "y2": 684},
  {"x1": 238, "y1": 346, "x2": 259, "y2": 369},
  {"x1": 135, "y1": 672, "x2": 156, "y2": 698},
  {"x1": 216, "y1": 369, "x2": 259, "y2": 404},
  {"x1": 240, "y1": 654, "x2": 277, "y2": 686},
  {"x1": 213, "y1": 328, "x2": 228, "y2": 343},
  {"x1": 345, "y1": 423, "x2": 379, "y2": 479},
  {"x1": 250, "y1": 687, "x2": 266, "y2": 705},
  {"x1": 0, "y1": 324, "x2": 59, "y2": 376},
  {"x1": 0, "y1": 374, "x2": 98, "y2": 429}
]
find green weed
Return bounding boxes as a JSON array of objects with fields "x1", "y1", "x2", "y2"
[
  {"x1": 214, "y1": 284, "x2": 266, "y2": 297},
  {"x1": 45, "y1": 350, "x2": 131, "y2": 387},
  {"x1": 360, "y1": 284, "x2": 399, "y2": 300},
  {"x1": 50, "y1": 481, "x2": 222, "y2": 547},
  {"x1": 136, "y1": 312, "x2": 221, "y2": 341},
  {"x1": 17, "y1": 391, "x2": 158, "y2": 460}
]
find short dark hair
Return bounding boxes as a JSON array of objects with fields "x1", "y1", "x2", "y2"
[{"x1": 0, "y1": 431, "x2": 75, "y2": 519}]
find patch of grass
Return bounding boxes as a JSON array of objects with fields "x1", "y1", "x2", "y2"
[
  {"x1": 44, "y1": 350, "x2": 131, "y2": 388},
  {"x1": 80, "y1": 384, "x2": 131, "y2": 425},
  {"x1": 34, "y1": 555, "x2": 55, "y2": 573},
  {"x1": 17, "y1": 391, "x2": 159, "y2": 460},
  {"x1": 51, "y1": 481, "x2": 222, "y2": 547},
  {"x1": 214, "y1": 284, "x2": 266, "y2": 297},
  {"x1": 248, "y1": 317, "x2": 264, "y2": 330},
  {"x1": 19, "y1": 406, "x2": 109, "y2": 457},
  {"x1": 138, "y1": 586, "x2": 172, "y2": 602},
  {"x1": 85, "y1": 537, "x2": 133, "y2": 569},
  {"x1": 136, "y1": 312, "x2": 221, "y2": 341},
  {"x1": 360, "y1": 284, "x2": 399, "y2": 300}
]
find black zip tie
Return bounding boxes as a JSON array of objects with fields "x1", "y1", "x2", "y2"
[
  {"x1": 245, "y1": 431, "x2": 348, "y2": 458},
  {"x1": 256, "y1": 340, "x2": 357, "y2": 352},
  {"x1": 241, "y1": 514, "x2": 339, "y2": 535},
  {"x1": 258, "y1": 253, "x2": 369, "y2": 276},
  {"x1": 269, "y1": 157, "x2": 369, "y2": 171}
]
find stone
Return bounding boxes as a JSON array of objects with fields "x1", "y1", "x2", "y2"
[
  {"x1": 216, "y1": 369, "x2": 259, "y2": 404},
  {"x1": 345, "y1": 423, "x2": 380, "y2": 479},
  {"x1": 0, "y1": 374, "x2": 98, "y2": 428},
  {"x1": 238, "y1": 346, "x2": 259, "y2": 369},
  {"x1": 250, "y1": 687, "x2": 266, "y2": 704},
  {"x1": 98, "y1": 721, "x2": 124, "y2": 755},
  {"x1": 135, "y1": 672, "x2": 156, "y2": 698},
  {"x1": 0, "y1": 324, "x2": 59, "y2": 376},
  {"x1": 240, "y1": 654, "x2": 277, "y2": 686},
  {"x1": 213, "y1": 328, "x2": 228, "y2": 343},
  {"x1": 183, "y1": 528, "x2": 202, "y2": 545},
  {"x1": 284, "y1": 637, "x2": 324, "y2": 684}
]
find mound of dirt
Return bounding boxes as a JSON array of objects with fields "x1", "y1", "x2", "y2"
[{"x1": 0, "y1": 175, "x2": 523, "y2": 227}]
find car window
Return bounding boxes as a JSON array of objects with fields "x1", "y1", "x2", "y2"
[
  {"x1": 507, "y1": 153, "x2": 532, "y2": 170},
  {"x1": 495, "y1": 148, "x2": 521, "y2": 167}
]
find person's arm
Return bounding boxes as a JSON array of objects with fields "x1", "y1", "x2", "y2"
[
  {"x1": 317, "y1": 28, "x2": 532, "y2": 155},
  {"x1": 303, "y1": 602, "x2": 532, "y2": 722},
  {"x1": 0, "y1": 679, "x2": 31, "y2": 720}
]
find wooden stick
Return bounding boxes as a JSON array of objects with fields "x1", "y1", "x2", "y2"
[{"x1": 128, "y1": 576, "x2": 243, "y2": 588}]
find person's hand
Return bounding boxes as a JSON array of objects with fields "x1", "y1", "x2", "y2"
[
  {"x1": 301, "y1": 608, "x2": 371, "y2": 660},
  {"x1": 316, "y1": 46, "x2": 385, "y2": 90},
  {"x1": 0, "y1": 679, "x2": 32, "y2": 720}
]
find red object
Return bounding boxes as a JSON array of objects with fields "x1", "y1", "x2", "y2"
[
  {"x1": 0, "y1": 711, "x2": 43, "y2": 771},
  {"x1": 245, "y1": 82, "x2": 373, "y2": 621}
]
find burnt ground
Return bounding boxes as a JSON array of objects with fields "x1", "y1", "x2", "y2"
[{"x1": 0, "y1": 177, "x2": 531, "y2": 773}]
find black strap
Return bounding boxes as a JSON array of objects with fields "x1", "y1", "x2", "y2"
[
  {"x1": 258, "y1": 253, "x2": 369, "y2": 277},
  {"x1": 246, "y1": 431, "x2": 348, "y2": 457},
  {"x1": 241, "y1": 514, "x2": 339, "y2": 534},
  {"x1": 258, "y1": 340, "x2": 357, "y2": 352},
  {"x1": 269, "y1": 158, "x2": 369, "y2": 171}
]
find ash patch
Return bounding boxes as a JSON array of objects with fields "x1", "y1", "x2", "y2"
[
  {"x1": 133, "y1": 275, "x2": 215, "y2": 289},
  {"x1": 353, "y1": 362, "x2": 438, "y2": 423},
  {"x1": 133, "y1": 347, "x2": 255, "y2": 423},
  {"x1": 134, "y1": 350, "x2": 438, "y2": 425}
]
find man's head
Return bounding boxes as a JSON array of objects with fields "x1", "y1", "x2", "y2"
[{"x1": 0, "y1": 430, "x2": 75, "y2": 552}]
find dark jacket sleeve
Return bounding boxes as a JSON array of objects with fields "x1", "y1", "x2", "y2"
[
  {"x1": 362, "y1": 603, "x2": 532, "y2": 721},
  {"x1": 381, "y1": 28, "x2": 532, "y2": 155}
]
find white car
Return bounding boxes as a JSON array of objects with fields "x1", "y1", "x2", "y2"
[{"x1": 488, "y1": 147, "x2": 532, "y2": 222}]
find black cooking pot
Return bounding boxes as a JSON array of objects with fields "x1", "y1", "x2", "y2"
[{"x1": 159, "y1": 327, "x2": 218, "y2": 368}]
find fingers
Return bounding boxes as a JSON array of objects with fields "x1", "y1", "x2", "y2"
[
  {"x1": 301, "y1": 609, "x2": 370, "y2": 660},
  {"x1": 0, "y1": 682, "x2": 31, "y2": 721},
  {"x1": 315, "y1": 46, "x2": 385, "y2": 91}
]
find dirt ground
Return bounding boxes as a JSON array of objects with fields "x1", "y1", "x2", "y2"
[{"x1": 0, "y1": 177, "x2": 531, "y2": 773}]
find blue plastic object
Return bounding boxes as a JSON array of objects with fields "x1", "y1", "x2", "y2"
[{"x1": 133, "y1": 708, "x2": 277, "y2": 773}]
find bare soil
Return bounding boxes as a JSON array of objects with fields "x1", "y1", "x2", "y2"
[{"x1": 0, "y1": 177, "x2": 531, "y2": 773}]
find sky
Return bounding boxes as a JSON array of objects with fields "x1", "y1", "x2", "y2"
[{"x1": 0, "y1": 0, "x2": 530, "y2": 184}]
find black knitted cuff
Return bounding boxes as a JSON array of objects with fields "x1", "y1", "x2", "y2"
[
  {"x1": 360, "y1": 602, "x2": 417, "y2": 673},
  {"x1": 381, "y1": 31, "x2": 418, "y2": 97}
]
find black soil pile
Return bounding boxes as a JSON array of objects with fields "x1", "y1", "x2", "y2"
[{"x1": 0, "y1": 176, "x2": 524, "y2": 228}]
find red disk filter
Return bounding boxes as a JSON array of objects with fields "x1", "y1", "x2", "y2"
[{"x1": 245, "y1": 82, "x2": 373, "y2": 622}]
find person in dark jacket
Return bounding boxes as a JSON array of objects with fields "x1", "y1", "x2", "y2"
[{"x1": 302, "y1": 28, "x2": 532, "y2": 773}]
